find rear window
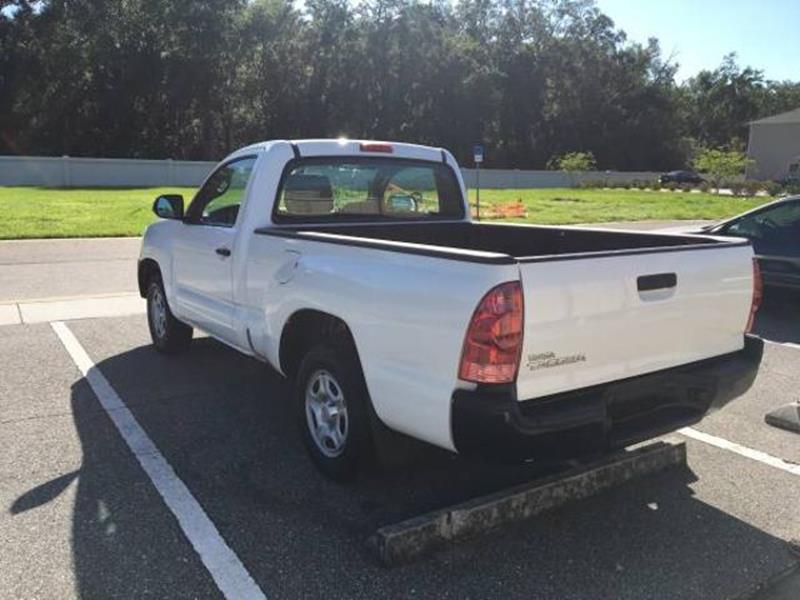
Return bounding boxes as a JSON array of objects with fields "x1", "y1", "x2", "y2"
[{"x1": 274, "y1": 157, "x2": 465, "y2": 222}]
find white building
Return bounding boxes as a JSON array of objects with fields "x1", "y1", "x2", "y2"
[{"x1": 746, "y1": 107, "x2": 800, "y2": 182}]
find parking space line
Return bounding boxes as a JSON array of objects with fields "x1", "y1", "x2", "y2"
[
  {"x1": 679, "y1": 427, "x2": 800, "y2": 476},
  {"x1": 50, "y1": 321, "x2": 267, "y2": 600}
]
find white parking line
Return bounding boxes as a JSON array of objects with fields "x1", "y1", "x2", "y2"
[
  {"x1": 51, "y1": 321, "x2": 267, "y2": 600},
  {"x1": 679, "y1": 427, "x2": 800, "y2": 476}
]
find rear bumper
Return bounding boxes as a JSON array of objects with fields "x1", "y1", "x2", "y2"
[{"x1": 451, "y1": 335, "x2": 763, "y2": 461}]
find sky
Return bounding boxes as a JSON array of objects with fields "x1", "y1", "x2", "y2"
[{"x1": 595, "y1": 0, "x2": 800, "y2": 82}]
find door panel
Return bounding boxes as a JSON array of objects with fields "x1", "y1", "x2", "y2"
[
  {"x1": 173, "y1": 225, "x2": 237, "y2": 336},
  {"x1": 171, "y1": 157, "x2": 256, "y2": 339}
]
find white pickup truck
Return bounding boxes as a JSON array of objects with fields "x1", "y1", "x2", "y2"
[{"x1": 139, "y1": 139, "x2": 763, "y2": 480}]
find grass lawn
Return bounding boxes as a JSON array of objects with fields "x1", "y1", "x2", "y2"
[
  {"x1": 0, "y1": 186, "x2": 769, "y2": 239},
  {"x1": 0, "y1": 186, "x2": 196, "y2": 239},
  {"x1": 467, "y1": 188, "x2": 767, "y2": 225}
]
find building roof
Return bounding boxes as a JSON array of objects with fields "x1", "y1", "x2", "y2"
[{"x1": 750, "y1": 107, "x2": 800, "y2": 125}]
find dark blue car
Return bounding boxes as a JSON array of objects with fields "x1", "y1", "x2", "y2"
[{"x1": 700, "y1": 196, "x2": 800, "y2": 291}]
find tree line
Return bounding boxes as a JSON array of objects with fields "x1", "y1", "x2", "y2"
[{"x1": 2, "y1": 0, "x2": 799, "y2": 170}]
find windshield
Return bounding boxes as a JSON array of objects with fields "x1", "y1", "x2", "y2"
[{"x1": 273, "y1": 157, "x2": 465, "y2": 222}]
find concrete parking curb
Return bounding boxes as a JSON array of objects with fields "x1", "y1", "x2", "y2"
[
  {"x1": 368, "y1": 439, "x2": 687, "y2": 566},
  {"x1": 0, "y1": 293, "x2": 145, "y2": 325},
  {"x1": 765, "y1": 402, "x2": 800, "y2": 434}
]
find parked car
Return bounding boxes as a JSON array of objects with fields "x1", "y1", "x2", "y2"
[
  {"x1": 660, "y1": 170, "x2": 705, "y2": 185},
  {"x1": 138, "y1": 139, "x2": 763, "y2": 481},
  {"x1": 695, "y1": 196, "x2": 800, "y2": 291}
]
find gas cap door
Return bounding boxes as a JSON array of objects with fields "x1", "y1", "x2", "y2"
[{"x1": 276, "y1": 250, "x2": 301, "y2": 284}]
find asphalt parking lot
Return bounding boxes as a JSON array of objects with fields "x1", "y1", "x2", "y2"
[{"x1": 1, "y1": 239, "x2": 799, "y2": 599}]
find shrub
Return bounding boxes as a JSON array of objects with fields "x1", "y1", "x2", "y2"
[
  {"x1": 763, "y1": 181, "x2": 783, "y2": 197},
  {"x1": 729, "y1": 182, "x2": 746, "y2": 197},
  {"x1": 693, "y1": 148, "x2": 754, "y2": 190},
  {"x1": 650, "y1": 180, "x2": 662, "y2": 191},
  {"x1": 631, "y1": 179, "x2": 645, "y2": 190},
  {"x1": 679, "y1": 183, "x2": 693, "y2": 193},
  {"x1": 698, "y1": 181, "x2": 711, "y2": 193},
  {"x1": 547, "y1": 151, "x2": 597, "y2": 172},
  {"x1": 580, "y1": 179, "x2": 605, "y2": 189},
  {"x1": 664, "y1": 181, "x2": 678, "y2": 192},
  {"x1": 742, "y1": 180, "x2": 762, "y2": 197}
]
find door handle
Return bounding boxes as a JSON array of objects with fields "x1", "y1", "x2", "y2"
[
  {"x1": 215, "y1": 247, "x2": 231, "y2": 257},
  {"x1": 637, "y1": 272, "x2": 677, "y2": 292}
]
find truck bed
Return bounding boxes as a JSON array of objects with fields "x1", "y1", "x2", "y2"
[
  {"x1": 257, "y1": 221, "x2": 745, "y2": 263},
  {"x1": 256, "y1": 219, "x2": 755, "y2": 405}
]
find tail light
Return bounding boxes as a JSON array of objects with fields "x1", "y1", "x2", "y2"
[
  {"x1": 746, "y1": 259, "x2": 763, "y2": 333},
  {"x1": 459, "y1": 281, "x2": 524, "y2": 383}
]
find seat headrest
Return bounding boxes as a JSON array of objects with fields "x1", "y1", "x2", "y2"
[{"x1": 283, "y1": 174, "x2": 334, "y2": 215}]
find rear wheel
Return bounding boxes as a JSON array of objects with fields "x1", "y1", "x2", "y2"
[
  {"x1": 146, "y1": 276, "x2": 193, "y2": 353},
  {"x1": 295, "y1": 343, "x2": 373, "y2": 482}
]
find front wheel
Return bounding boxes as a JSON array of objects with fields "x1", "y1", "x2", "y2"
[
  {"x1": 295, "y1": 343, "x2": 373, "y2": 482},
  {"x1": 146, "y1": 277, "x2": 193, "y2": 353}
]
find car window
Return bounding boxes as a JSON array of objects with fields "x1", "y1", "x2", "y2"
[
  {"x1": 725, "y1": 201, "x2": 800, "y2": 255},
  {"x1": 274, "y1": 157, "x2": 464, "y2": 221},
  {"x1": 189, "y1": 157, "x2": 257, "y2": 226}
]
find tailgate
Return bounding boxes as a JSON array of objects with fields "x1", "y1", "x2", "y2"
[{"x1": 515, "y1": 243, "x2": 755, "y2": 401}]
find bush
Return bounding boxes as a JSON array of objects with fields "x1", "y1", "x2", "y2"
[
  {"x1": 742, "y1": 180, "x2": 762, "y2": 197},
  {"x1": 763, "y1": 181, "x2": 783, "y2": 197},
  {"x1": 679, "y1": 183, "x2": 693, "y2": 193},
  {"x1": 580, "y1": 179, "x2": 605, "y2": 189},
  {"x1": 649, "y1": 180, "x2": 662, "y2": 191},
  {"x1": 693, "y1": 148, "x2": 754, "y2": 189},
  {"x1": 631, "y1": 179, "x2": 645, "y2": 190},
  {"x1": 729, "y1": 182, "x2": 746, "y2": 197},
  {"x1": 698, "y1": 181, "x2": 711, "y2": 193},
  {"x1": 785, "y1": 183, "x2": 800, "y2": 195},
  {"x1": 547, "y1": 151, "x2": 597, "y2": 172},
  {"x1": 664, "y1": 181, "x2": 678, "y2": 192}
]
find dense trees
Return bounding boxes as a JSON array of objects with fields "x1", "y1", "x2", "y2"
[{"x1": 1, "y1": 0, "x2": 799, "y2": 169}]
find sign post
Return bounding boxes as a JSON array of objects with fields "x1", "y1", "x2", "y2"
[{"x1": 473, "y1": 144, "x2": 484, "y2": 221}]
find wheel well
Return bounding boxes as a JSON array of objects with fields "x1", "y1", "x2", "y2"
[
  {"x1": 137, "y1": 259, "x2": 161, "y2": 297},
  {"x1": 279, "y1": 310, "x2": 359, "y2": 379}
]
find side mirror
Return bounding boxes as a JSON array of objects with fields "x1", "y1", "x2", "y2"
[{"x1": 153, "y1": 195, "x2": 184, "y2": 220}]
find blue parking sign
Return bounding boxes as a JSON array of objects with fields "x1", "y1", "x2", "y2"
[{"x1": 473, "y1": 144, "x2": 484, "y2": 164}]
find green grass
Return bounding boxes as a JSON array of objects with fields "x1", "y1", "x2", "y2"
[
  {"x1": 468, "y1": 188, "x2": 767, "y2": 225},
  {"x1": 0, "y1": 186, "x2": 196, "y2": 239},
  {"x1": 0, "y1": 186, "x2": 769, "y2": 239}
]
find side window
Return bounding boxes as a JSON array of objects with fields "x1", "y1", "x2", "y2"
[
  {"x1": 725, "y1": 214, "x2": 762, "y2": 238},
  {"x1": 726, "y1": 202, "x2": 800, "y2": 255},
  {"x1": 189, "y1": 157, "x2": 256, "y2": 226}
]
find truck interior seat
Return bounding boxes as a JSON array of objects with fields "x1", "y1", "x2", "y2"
[{"x1": 283, "y1": 174, "x2": 334, "y2": 215}]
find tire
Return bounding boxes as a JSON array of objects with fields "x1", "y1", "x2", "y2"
[
  {"x1": 295, "y1": 342, "x2": 373, "y2": 482},
  {"x1": 146, "y1": 276, "x2": 193, "y2": 354}
]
